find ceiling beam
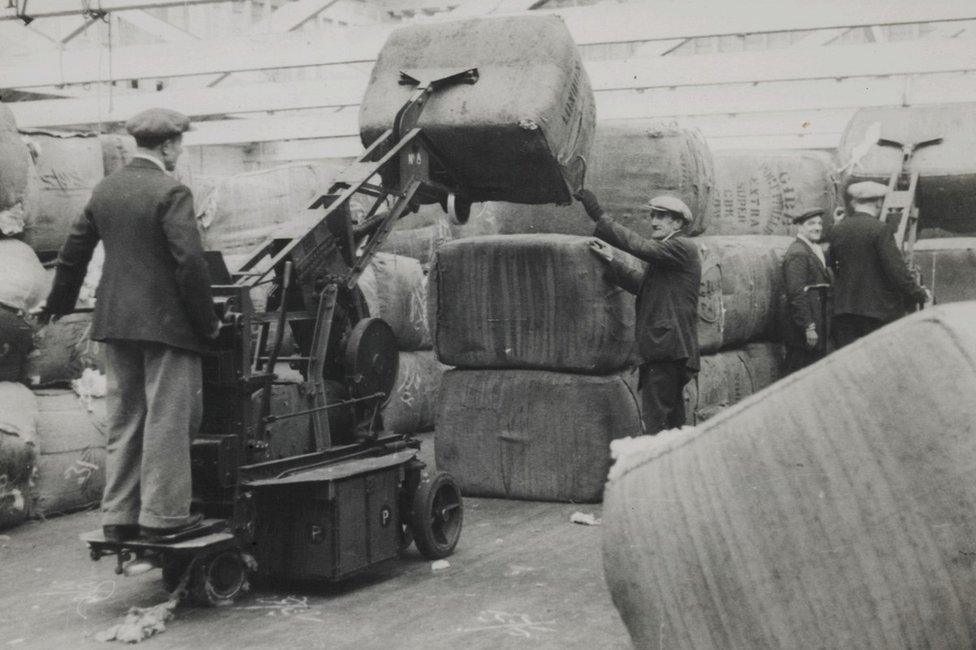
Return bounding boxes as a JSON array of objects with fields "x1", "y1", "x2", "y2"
[
  {"x1": 3, "y1": 0, "x2": 975, "y2": 87},
  {"x1": 0, "y1": 0, "x2": 228, "y2": 21},
  {"x1": 116, "y1": 9, "x2": 200, "y2": 41}
]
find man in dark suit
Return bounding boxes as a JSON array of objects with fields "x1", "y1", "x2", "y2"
[
  {"x1": 827, "y1": 181, "x2": 929, "y2": 348},
  {"x1": 42, "y1": 108, "x2": 219, "y2": 542},
  {"x1": 782, "y1": 208, "x2": 832, "y2": 373},
  {"x1": 576, "y1": 190, "x2": 701, "y2": 434}
]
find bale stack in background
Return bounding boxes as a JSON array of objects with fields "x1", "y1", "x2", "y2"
[
  {"x1": 431, "y1": 234, "x2": 643, "y2": 502},
  {"x1": 20, "y1": 130, "x2": 104, "y2": 261},
  {"x1": 837, "y1": 102, "x2": 976, "y2": 237},
  {"x1": 603, "y1": 303, "x2": 976, "y2": 649},
  {"x1": 479, "y1": 120, "x2": 714, "y2": 237},
  {"x1": 914, "y1": 238, "x2": 976, "y2": 305},
  {"x1": 0, "y1": 103, "x2": 34, "y2": 238},
  {"x1": 0, "y1": 239, "x2": 49, "y2": 383},
  {"x1": 707, "y1": 150, "x2": 838, "y2": 236},
  {"x1": 0, "y1": 382, "x2": 37, "y2": 530}
]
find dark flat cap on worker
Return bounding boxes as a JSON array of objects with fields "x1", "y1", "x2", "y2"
[
  {"x1": 646, "y1": 195, "x2": 693, "y2": 224},
  {"x1": 847, "y1": 181, "x2": 888, "y2": 201},
  {"x1": 125, "y1": 108, "x2": 192, "y2": 139},
  {"x1": 790, "y1": 208, "x2": 824, "y2": 225}
]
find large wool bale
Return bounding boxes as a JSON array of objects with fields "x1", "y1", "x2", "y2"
[
  {"x1": 27, "y1": 312, "x2": 103, "y2": 387},
  {"x1": 0, "y1": 382, "x2": 37, "y2": 530},
  {"x1": 358, "y1": 253, "x2": 431, "y2": 350},
  {"x1": 381, "y1": 351, "x2": 446, "y2": 435},
  {"x1": 708, "y1": 150, "x2": 839, "y2": 236},
  {"x1": 360, "y1": 15, "x2": 594, "y2": 205},
  {"x1": 838, "y1": 103, "x2": 976, "y2": 234},
  {"x1": 0, "y1": 105, "x2": 32, "y2": 237},
  {"x1": 429, "y1": 234, "x2": 636, "y2": 372},
  {"x1": 0, "y1": 239, "x2": 48, "y2": 313},
  {"x1": 20, "y1": 131, "x2": 104, "y2": 258},
  {"x1": 696, "y1": 235, "x2": 792, "y2": 353},
  {"x1": 98, "y1": 133, "x2": 136, "y2": 176},
  {"x1": 914, "y1": 238, "x2": 976, "y2": 305},
  {"x1": 436, "y1": 368, "x2": 641, "y2": 502},
  {"x1": 604, "y1": 302, "x2": 976, "y2": 649},
  {"x1": 31, "y1": 389, "x2": 107, "y2": 516},
  {"x1": 684, "y1": 342, "x2": 784, "y2": 425},
  {"x1": 483, "y1": 120, "x2": 714, "y2": 237},
  {"x1": 382, "y1": 204, "x2": 499, "y2": 266}
]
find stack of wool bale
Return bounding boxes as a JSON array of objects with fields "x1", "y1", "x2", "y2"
[
  {"x1": 0, "y1": 104, "x2": 35, "y2": 240},
  {"x1": 430, "y1": 234, "x2": 644, "y2": 503}
]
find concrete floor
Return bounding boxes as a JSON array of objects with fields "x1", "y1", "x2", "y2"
[{"x1": 0, "y1": 433, "x2": 630, "y2": 649}]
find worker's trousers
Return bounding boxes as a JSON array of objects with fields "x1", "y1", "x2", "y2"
[
  {"x1": 639, "y1": 361, "x2": 694, "y2": 435},
  {"x1": 832, "y1": 314, "x2": 885, "y2": 349},
  {"x1": 101, "y1": 340, "x2": 202, "y2": 529}
]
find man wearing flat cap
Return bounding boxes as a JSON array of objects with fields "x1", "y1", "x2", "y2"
[
  {"x1": 782, "y1": 208, "x2": 832, "y2": 373},
  {"x1": 576, "y1": 189, "x2": 701, "y2": 434},
  {"x1": 827, "y1": 181, "x2": 929, "y2": 348},
  {"x1": 42, "y1": 108, "x2": 219, "y2": 542}
]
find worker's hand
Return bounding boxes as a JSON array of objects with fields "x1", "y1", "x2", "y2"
[
  {"x1": 805, "y1": 324, "x2": 819, "y2": 349},
  {"x1": 29, "y1": 306, "x2": 54, "y2": 327},
  {"x1": 207, "y1": 319, "x2": 222, "y2": 340},
  {"x1": 833, "y1": 207, "x2": 846, "y2": 223},
  {"x1": 574, "y1": 189, "x2": 604, "y2": 222},
  {"x1": 589, "y1": 239, "x2": 613, "y2": 264},
  {"x1": 922, "y1": 287, "x2": 934, "y2": 306}
]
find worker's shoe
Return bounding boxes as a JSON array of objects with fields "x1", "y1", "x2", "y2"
[
  {"x1": 103, "y1": 524, "x2": 140, "y2": 542},
  {"x1": 139, "y1": 513, "x2": 205, "y2": 542}
]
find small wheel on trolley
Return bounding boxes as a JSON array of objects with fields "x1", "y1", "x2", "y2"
[
  {"x1": 409, "y1": 471, "x2": 463, "y2": 560},
  {"x1": 189, "y1": 550, "x2": 251, "y2": 607}
]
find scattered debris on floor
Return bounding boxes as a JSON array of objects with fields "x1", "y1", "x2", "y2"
[
  {"x1": 431, "y1": 560, "x2": 451, "y2": 572},
  {"x1": 570, "y1": 512, "x2": 601, "y2": 526},
  {"x1": 95, "y1": 599, "x2": 176, "y2": 644}
]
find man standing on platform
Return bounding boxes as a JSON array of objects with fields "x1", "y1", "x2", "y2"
[
  {"x1": 576, "y1": 190, "x2": 701, "y2": 434},
  {"x1": 782, "y1": 208, "x2": 832, "y2": 373},
  {"x1": 828, "y1": 181, "x2": 929, "y2": 348},
  {"x1": 41, "y1": 108, "x2": 220, "y2": 542}
]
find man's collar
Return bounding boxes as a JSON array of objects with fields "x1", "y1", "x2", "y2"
[
  {"x1": 662, "y1": 230, "x2": 678, "y2": 242},
  {"x1": 131, "y1": 152, "x2": 167, "y2": 172}
]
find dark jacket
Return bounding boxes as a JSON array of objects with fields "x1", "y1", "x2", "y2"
[
  {"x1": 782, "y1": 237, "x2": 832, "y2": 351},
  {"x1": 594, "y1": 216, "x2": 701, "y2": 371},
  {"x1": 825, "y1": 212, "x2": 926, "y2": 322},
  {"x1": 45, "y1": 158, "x2": 218, "y2": 353}
]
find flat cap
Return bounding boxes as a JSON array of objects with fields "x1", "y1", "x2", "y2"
[
  {"x1": 125, "y1": 108, "x2": 192, "y2": 140},
  {"x1": 646, "y1": 195, "x2": 693, "y2": 224},
  {"x1": 789, "y1": 208, "x2": 824, "y2": 225},
  {"x1": 847, "y1": 180, "x2": 888, "y2": 201}
]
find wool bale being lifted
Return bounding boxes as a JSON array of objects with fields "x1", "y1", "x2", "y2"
[
  {"x1": 0, "y1": 104, "x2": 32, "y2": 237},
  {"x1": 382, "y1": 351, "x2": 447, "y2": 435},
  {"x1": 0, "y1": 382, "x2": 37, "y2": 530},
  {"x1": 696, "y1": 235, "x2": 792, "y2": 353},
  {"x1": 914, "y1": 238, "x2": 976, "y2": 305},
  {"x1": 838, "y1": 102, "x2": 976, "y2": 234},
  {"x1": 436, "y1": 368, "x2": 641, "y2": 502},
  {"x1": 429, "y1": 234, "x2": 636, "y2": 373},
  {"x1": 684, "y1": 342, "x2": 784, "y2": 425},
  {"x1": 31, "y1": 389, "x2": 107, "y2": 516},
  {"x1": 604, "y1": 303, "x2": 976, "y2": 649},
  {"x1": 483, "y1": 120, "x2": 714, "y2": 237},
  {"x1": 27, "y1": 312, "x2": 103, "y2": 387},
  {"x1": 21, "y1": 131, "x2": 104, "y2": 259},
  {"x1": 358, "y1": 253, "x2": 431, "y2": 350},
  {"x1": 360, "y1": 15, "x2": 594, "y2": 205},
  {"x1": 708, "y1": 150, "x2": 839, "y2": 236}
]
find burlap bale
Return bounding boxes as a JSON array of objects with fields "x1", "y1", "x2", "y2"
[
  {"x1": 20, "y1": 131, "x2": 104, "y2": 258},
  {"x1": 0, "y1": 239, "x2": 48, "y2": 313},
  {"x1": 382, "y1": 203, "x2": 499, "y2": 267},
  {"x1": 31, "y1": 389, "x2": 107, "y2": 516},
  {"x1": 708, "y1": 150, "x2": 839, "y2": 236},
  {"x1": 381, "y1": 350, "x2": 447, "y2": 435},
  {"x1": 684, "y1": 342, "x2": 784, "y2": 425},
  {"x1": 914, "y1": 238, "x2": 976, "y2": 305},
  {"x1": 838, "y1": 102, "x2": 976, "y2": 234},
  {"x1": 429, "y1": 234, "x2": 636, "y2": 372},
  {"x1": 604, "y1": 302, "x2": 976, "y2": 649},
  {"x1": 360, "y1": 15, "x2": 594, "y2": 205},
  {"x1": 27, "y1": 312, "x2": 103, "y2": 387},
  {"x1": 99, "y1": 133, "x2": 137, "y2": 176},
  {"x1": 482, "y1": 120, "x2": 714, "y2": 237},
  {"x1": 436, "y1": 367, "x2": 641, "y2": 502},
  {"x1": 358, "y1": 253, "x2": 431, "y2": 350},
  {"x1": 0, "y1": 382, "x2": 37, "y2": 530},
  {"x1": 0, "y1": 104, "x2": 32, "y2": 236}
]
